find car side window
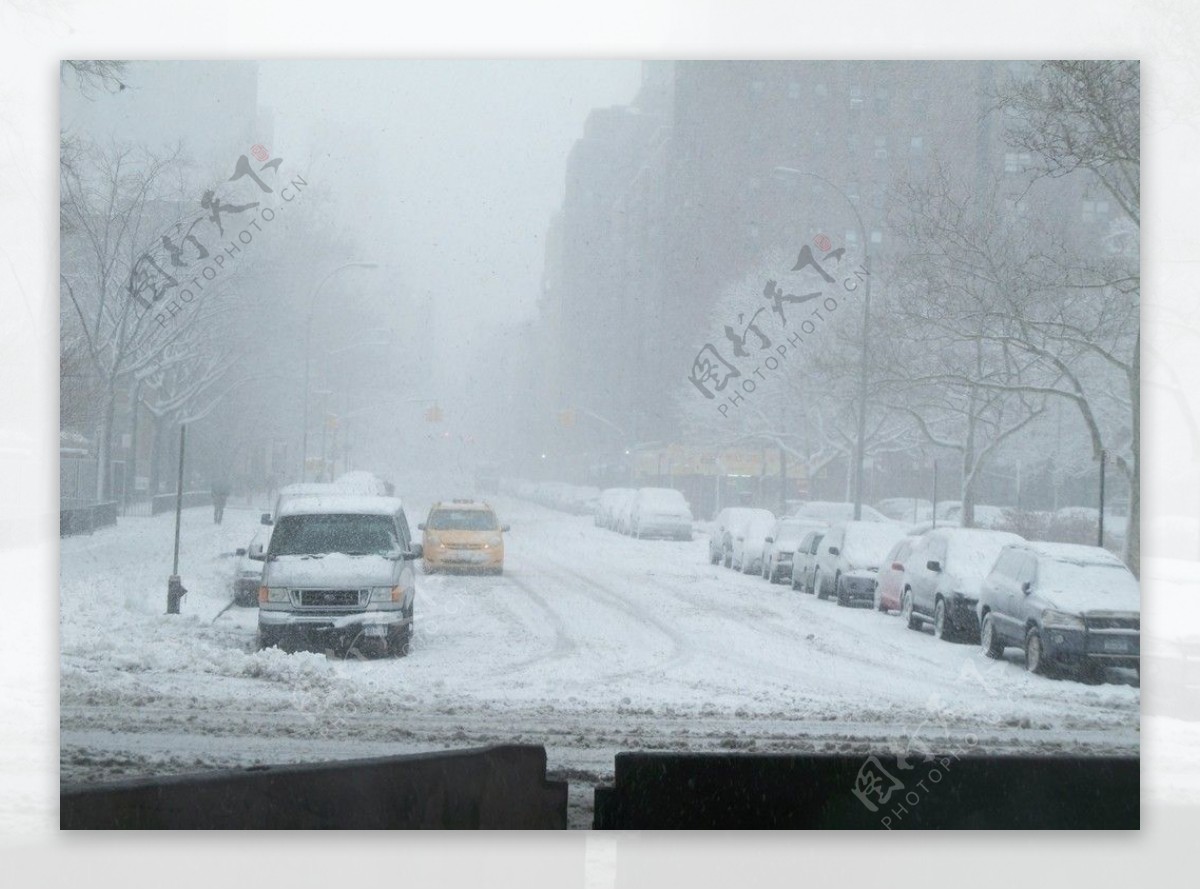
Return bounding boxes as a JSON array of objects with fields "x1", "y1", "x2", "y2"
[{"x1": 1018, "y1": 555, "x2": 1037, "y2": 588}]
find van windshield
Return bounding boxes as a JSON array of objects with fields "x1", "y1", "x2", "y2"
[{"x1": 269, "y1": 513, "x2": 399, "y2": 557}]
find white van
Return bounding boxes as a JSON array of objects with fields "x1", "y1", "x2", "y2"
[{"x1": 252, "y1": 494, "x2": 422, "y2": 656}]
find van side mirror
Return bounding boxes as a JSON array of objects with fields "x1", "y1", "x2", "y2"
[
  {"x1": 402, "y1": 544, "x2": 424, "y2": 561},
  {"x1": 927, "y1": 560, "x2": 942, "y2": 572},
  {"x1": 765, "y1": 536, "x2": 774, "y2": 544},
  {"x1": 235, "y1": 547, "x2": 247, "y2": 557},
  {"x1": 1022, "y1": 580, "x2": 1032, "y2": 594},
  {"x1": 260, "y1": 513, "x2": 272, "y2": 525},
  {"x1": 828, "y1": 546, "x2": 840, "y2": 556},
  {"x1": 417, "y1": 523, "x2": 426, "y2": 531},
  {"x1": 248, "y1": 543, "x2": 266, "y2": 562},
  {"x1": 502, "y1": 524, "x2": 511, "y2": 532}
]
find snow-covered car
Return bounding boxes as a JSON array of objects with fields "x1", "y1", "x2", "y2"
[
  {"x1": 262, "y1": 482, "x2": 344, "y2": 525},
  {"x1": 709, "y1": 507, "x2": 763, "y2": 566},
  {"x1": 334, "y1": 470, "x2": 391, "y2": 496},
  {"x1": 874, "y1": 536, "x2": 918, "y2": 613},
  {"x1": 940, "y1": 503, "x2": 1012, "y2": 530},
  {"x1": 231, "y1": 525, "x2": 271, "y2": 606},
  {"x1": 789, "y1": 500, "x2": 891, "y2": 524},
  {"x1": 629, "y1": 487, "x2": 693, "y2": 540},
  {"x1": 900, "y1": 527, "x2": 1025, "y2": 642},
  {"x1": 812, "y1": 521, "x2": 910, "y2": 606},
  {"x1": 874, "y1": 497, "x2": 933, "y2": 524},
  {"x1": 731, "y1": 509, "x2": 778, "y2": 573},
  {"x1": 762, "y1": 518, "x2": 826, "y2": 584},
  {"x1": 613, "y1": 489, "x2": 639, "y2": 535},
  {"x1": 253, "y1": 494, "x2": 421, "y2": 656},
  {"x1": 977, "y1": 542, "x2": 1139, "y2": 679},
  {"x1": 790, "y1": 529, "x2": 825, "y2": 592},
  {"x1": 596, "y1": 488, "x2": 635, "y2": 528},
  {"x1": 419, "y1": 500, "x2": 509, "y2": 574}
]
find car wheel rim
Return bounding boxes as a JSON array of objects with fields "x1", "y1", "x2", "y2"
[
  {"x1": 935, "y1": 602, "x2": 945, "y2": 636},
  {"x1": 982, "y1": 618, "x2": 992, "y2": 650},
  {"x1": 1028, "y1": 635, "x2": 1041, "y2": 671},
  {"x1": 902, "y1": 593, "x2": 911, "y2": 621}
]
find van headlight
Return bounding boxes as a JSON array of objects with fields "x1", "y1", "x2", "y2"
[
  {"x1": 260, "y1": 587, "x2": 290, "y2": 603},
  {"x1": 372, "y1": 586, "x2": 402, "y2": 603},
  {"x1": 1042, "y1": 609, "x2": 1085, "y2": 630}
]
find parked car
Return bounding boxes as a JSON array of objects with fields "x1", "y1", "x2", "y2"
[
  {"x1": 709, "y1": 507, "x2": 766, "y2": 566},
  {"x1": 731, "y1": 509, "x2": 778, "y2": 573},
  {"x1": 253, "y1": 494, "x2": 421, "y2": 656},
  {"x1": 789, "y1": 500, "x2": 891, "y2": 524},
  {"x1": 261, "y1": 482, "x2": 344, "y2": 525},
  {"x1": 613, "y1": 489, "x2": 639, "y2": 535},
  {"x1": 790, "y1": 529, "x2": 826, "y2": 592},
  {"x1": 811, "y1": 521, "x2": 910, "y2": 607},
  {"x1": 874, "y1": 498, "x2": 933, "y2": 524},
  {"x1": 629, "y1": 488, "x2": 693, "y2": 540},
  {"x1": 977, "y1": 542, "x2": 1139, "y2": 679},
  {"x1": 334, "y1": 471, "x2": 391, "y2": 496},
  {"x1": 874, "y1": 536, "x2": 919, "y2": 613},
  {"x1": 231, "y1": 525, "x2": 270, "y2": 606},
  {"x1": 940, "y1": 503, "x2": 1011, "y2": 530},
  {"x1": 900, "y1": 527, "x2": 1025, "y2": 642},
  {"x1": 419, "y1": 500, "x2": 509, "y2": 574},
  {"x1": 596, "y1": 488, "x2": 635, "y2": 528},
  {"x1": 762, "y1": 518, "x2": 826, "y2": 584}
]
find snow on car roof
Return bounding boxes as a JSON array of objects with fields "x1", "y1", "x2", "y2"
[
  {"x1": 276, "y1": 494, "x2": 404, "y2": 517},
  {"x1": 278, "y1": 482, "x2": 343, "y2": 497},
  {"x1": 431, "y1": 500, "x2": 492, "y2": 511},
  {"x1": 1013, "y1": 540, "x2": 1127, "y2": 566}
]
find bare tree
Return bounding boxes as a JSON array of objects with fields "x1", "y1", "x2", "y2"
[{"x1": 997, "y1": 60, "x2": 1140, "y2": 572}]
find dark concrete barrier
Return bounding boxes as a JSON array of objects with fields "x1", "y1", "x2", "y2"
[
  {"x1": 61, "y1": 744, "x2": 567, "y2": 829},
  {"x1": 59, "y1": 501, "x2": 119, "y2": 537},
  {"x1": 593, "y1": 752, "x2": 1139, "y2": 829}
]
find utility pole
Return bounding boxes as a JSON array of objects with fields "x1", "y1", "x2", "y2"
[
  {"x1": 1098, "y1": 448, "x2": 1107, "y2": 548},
  {"x1": 931, "y1": 460, "x2": 939, "y2": 529},
  {"x1": 166, "y1": 424, "x2": 187, "y2": 614}
]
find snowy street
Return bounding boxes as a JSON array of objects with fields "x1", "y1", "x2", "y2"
[{"x1": 60, "y1": 490, "x2": 1139, "y2": 827}]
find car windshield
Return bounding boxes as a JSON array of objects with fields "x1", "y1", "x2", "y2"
[
  {"x1": 269, "y1": 513, "x2": 399, "y2": 556},
  {"x1": 428, "y1": 509, "x2": 498, "y2": 531},
  {"x1": 1038, "y1": 559, "x2": 1138, "y2": 600}
]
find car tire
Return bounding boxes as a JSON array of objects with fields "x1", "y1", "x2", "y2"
[
  {"x1": 902, "y1": 590, "x2": 921, "y2": 630},
  {"x1": 762, "y1": 560, "x2": 770, "y2": 580},
  {"x1": 933, "y1": 598, "x2": 958, "y2": 642},
  {"x1": 835, "y1": 574, "x2": 850, "y2": 607},
  {"x1": 875, "y1": 589, "x2": 888, "y2": 612},
  {"x1": 257, "y1": 627, "x2": 281, "y2": 651},
  {"x1": 724, "y1": 550, "x2": 732, "y2": 569},
  {"x1": 1025, "y1": 627, "x2": 1052, "y2": 676},
  {"x1": 390, "y1": 608, "x2": 413, "y2": 658},
  {"x1": 790, "y1": 568, "x2": 802, "y2": 591},
  {"x1": 815, "y1": 570, "x2": 829, "y2": 600},
  {"x1": 981, "y1": 613, "x2": 1004, "y2": 659}
]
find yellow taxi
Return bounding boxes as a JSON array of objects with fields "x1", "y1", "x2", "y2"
[{"x1": 418, "y1": 500, "x2": 509, "y2": 575}]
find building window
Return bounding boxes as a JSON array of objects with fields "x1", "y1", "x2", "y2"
[
  {"x1": 846, "y1": 180, "x2": 860, "y2": 201},
  {"x1": 870, "y1": 230, "x2": 883, "y2": 244},
  {"x1": 849, "y1": 85, "x2": 864, "y2": 110},
  {"x1": 910, "y1": 135, "x2": 923, "y2": 152},
  {"x1": 845, "y1": 229, "x2": 858, "y2": 245}
]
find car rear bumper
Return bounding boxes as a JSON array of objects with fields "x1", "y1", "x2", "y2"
[
  {"x1": 424, "y1": 548, "x2": 503, "y2": 570},
  {"x1": 635, "y1": 520, "x2": 692, "y2": 538}
]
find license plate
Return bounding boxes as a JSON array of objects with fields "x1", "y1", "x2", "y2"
[
  {"x1": 1103, "y1": 637, "x2": 1128, "y2": 652},
  {"x1": 363, "y1": 625, "x2": 388, "y2": 638}
]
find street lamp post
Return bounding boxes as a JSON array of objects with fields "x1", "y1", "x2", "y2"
[
  {"x1": 301, "y1": 261, "x2": 378, "y2": 482},
  {"x1": 774, "y1": 167, "x2": 872, "y2": 520}
]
